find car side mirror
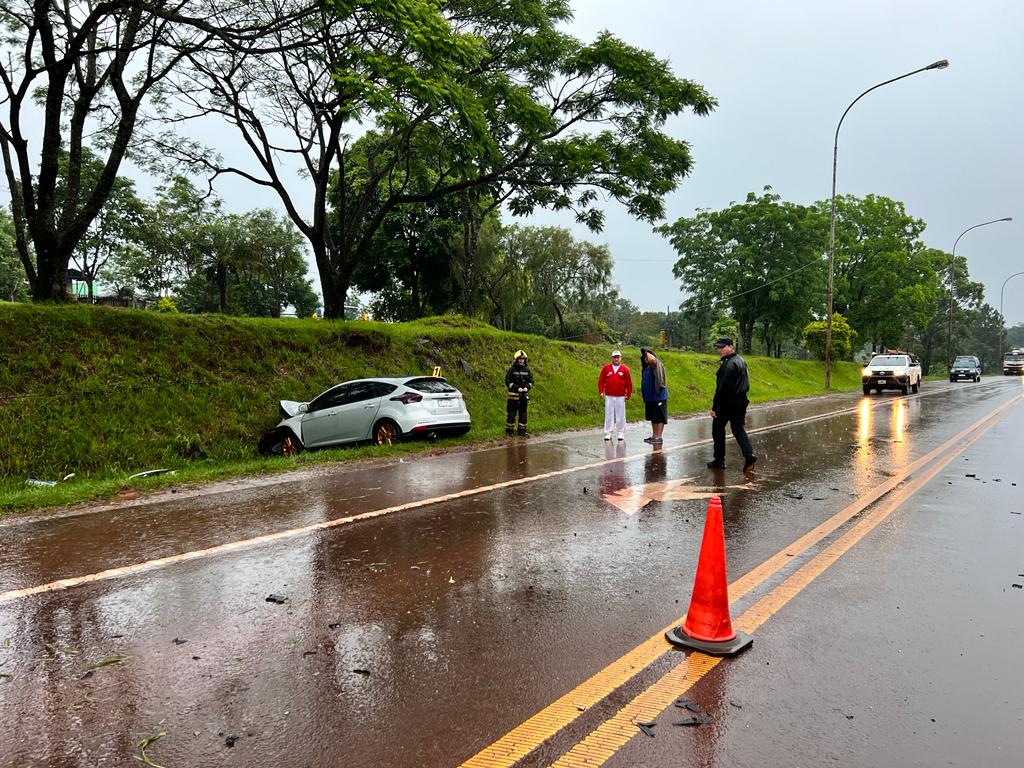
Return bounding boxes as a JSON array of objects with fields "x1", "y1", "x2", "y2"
[{"x1": 298, "y1": 403, "x2": 309, "y2": 414}]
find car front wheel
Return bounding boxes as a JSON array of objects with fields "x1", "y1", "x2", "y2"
[
  {"x1": 373, "y1": 419, "x2": 402, "y2": 446},
  {"x1": 259, "y1": 428, "x2": 302, "y2": 457}
]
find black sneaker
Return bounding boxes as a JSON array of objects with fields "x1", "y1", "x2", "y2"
[
  {"x1": 517, "y1": 429, "x2": 529, "y2": 437},
  {"x1": 707, "y1": 460, "x2": 726, "y2": 469},
  {"x1": 506, "y1": 428, "x2": 514, "y2": 436},
  {"x1": 743, "y1": 455, "x2": 757, "y2": 471}
]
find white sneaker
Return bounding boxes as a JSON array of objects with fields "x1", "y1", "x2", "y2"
[
  {"x1": 617, "y1": 433, "x2": 625, "y2": 441},
  {"x1": 603, "y1": 433, "x2": 612, "y2": 441}
]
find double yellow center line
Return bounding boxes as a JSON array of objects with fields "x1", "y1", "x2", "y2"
[{"x1": 460, "y1": 393, "x2": 1020, "y2": 768}]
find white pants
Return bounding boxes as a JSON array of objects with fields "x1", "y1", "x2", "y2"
[{"x1": 603, "y1": 396, "x2": 626, "y2": 435}]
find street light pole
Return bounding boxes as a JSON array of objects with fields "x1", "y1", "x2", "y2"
[
  {"x1": 825, "y1": 59, "x2": 949, "y2": 389},
  {"x1": 998, "y1": 270, "x2": 1024, "y2": 363},
  {"x1": 946, "y1": 217, "x2": 1013, "y2": 371}
]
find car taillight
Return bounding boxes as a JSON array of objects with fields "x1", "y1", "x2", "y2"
[{"x1": 390, "y1": 392, "x2": 423, "y2": 405}]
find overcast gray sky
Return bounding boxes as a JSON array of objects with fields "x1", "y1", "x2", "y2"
[{"x1": 526, "y1": 0, "x2": 1023, "y2": 324}]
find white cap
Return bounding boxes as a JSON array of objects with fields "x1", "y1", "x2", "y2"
[{"x1": 611, "y1": 349, "x2": 622, "y2": 357}]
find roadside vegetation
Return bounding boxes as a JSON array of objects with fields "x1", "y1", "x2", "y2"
[{"x1": 0, "y1": 304, "x2": 862, "y2": 514}]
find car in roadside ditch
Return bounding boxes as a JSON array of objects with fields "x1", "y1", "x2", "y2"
[
  {"x1": 1003, "y1": 350, "x2": 1024, "y2": 375},
  {"x1": 861, "y1": 352, "x2": 922, "y2": 395},
  {"x1": 258, "y1": 376, "x2": 471, "y2": 456},
  {"x1": 949, "y1": 355, "x2": 982, "y2": 382}
]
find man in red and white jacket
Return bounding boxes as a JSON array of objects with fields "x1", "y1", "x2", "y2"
[{"x1": 598, "y1": 349, "x2": 633, "y2": 441}]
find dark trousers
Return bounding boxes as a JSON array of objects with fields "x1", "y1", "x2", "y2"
[
  {"x1": 506, "y1": 395, "x2": 528, "y2": 431},
  {"x1": 712, "y1": 403, "x2": 754, "y2": 463}
]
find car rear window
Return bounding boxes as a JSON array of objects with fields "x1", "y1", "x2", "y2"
[
  {"x1": 869, "y1": 356, "x2": 908, "y2": 366},
  {"x1": 405, "y1": 377, "x2": 458, "y2": 394},
  {"x1": 953, "y1": 357, "x2": 975, "y2": 366}
]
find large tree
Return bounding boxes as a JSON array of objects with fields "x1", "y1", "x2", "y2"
[
  {"x1": 824, "y1": 194, "x2": 940, "y2": 351},
  {"x1": 167, "y1": 0, "x2": 715, "y2": 317},
  {"x1": 661, "y1": 188, "x2": 826, "y2": 354},
  {"x1": 0, "y1": 1, "x2": 219, "y2": 300}
]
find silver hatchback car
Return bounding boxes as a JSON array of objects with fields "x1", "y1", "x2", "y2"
[{"x1": 258, "y1": 376, "x2": 471, "y2": 456}]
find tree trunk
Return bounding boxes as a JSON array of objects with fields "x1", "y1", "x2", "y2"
[{"x1": 31, "y1": 242, "x2": 71, "y2": 302}]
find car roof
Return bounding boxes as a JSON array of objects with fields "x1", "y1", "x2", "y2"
[{"x1": 324, "y1": 376, "x2": 449, "y2": 388}]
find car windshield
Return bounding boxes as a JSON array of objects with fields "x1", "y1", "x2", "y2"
[
  {"x1": 1005, "y1": 353, "x2": 1024, "y2": 362},
  {"x1": 869, "y1": 356, "x2": 908, "y2": 366},
  {"x1": 406, "y1": 377, "x2": 458, "y2": 393},
  {"x1": 953, "y1": 357, "x2": 975, "y2": 366}
]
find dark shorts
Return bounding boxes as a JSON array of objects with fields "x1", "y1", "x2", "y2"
[{"x1": 644, "y1": 400, "x2": 668, "y2": 424}]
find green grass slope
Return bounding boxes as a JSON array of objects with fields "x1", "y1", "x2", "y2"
[{"x1": 0, "y1": 303, "x2": 862, "y2": 511}]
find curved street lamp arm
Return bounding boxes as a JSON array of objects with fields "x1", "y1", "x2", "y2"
[
  {"x1": 998, "y1": 271, "x2": 1024, "y2": 360},
  {"x1": 952, "y1": 217, "x2": 1014, "y2": 256}
]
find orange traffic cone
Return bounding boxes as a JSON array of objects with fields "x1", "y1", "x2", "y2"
[{"x1": 666, "y1": 495, "x2": 752, "y2": 656}]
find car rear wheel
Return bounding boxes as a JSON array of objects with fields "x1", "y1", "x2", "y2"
[
  {"x1": 912, "y1": 381, "x2": 919, "y2": 394},
  {"x1": 901, "y1": 383, "x2": 910, "y2": 395},
  {"x1": 259, "y1": 428, "x2": 302, "y2": 457},
  {"x1": 975, "y1": 374, "x2": 981, "y2": 382},
  {"x1": 373, "y1": 419, "x2": 402, "y2": 446}
]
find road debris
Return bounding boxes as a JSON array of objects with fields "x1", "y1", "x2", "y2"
[
  {"x1": 172, "y1": 638, "x2": 188, "y2": 645},
  {"x1": 127, "y1": 469, "x2": 175, "y2": 480},
  {"x1": 224, "y1": 735, "x2": 239, "y2": 747},
  {"x1": 265, "y1": 594, "x2": 288, "y2": 604},
  {"x1": 636, "y1": 721, "x2": 656, "y2": 737},
  {"x1": 672, "y1": 715, "x2": 712, "y2": 726},
  {"x1": 79, "y1": 655, "x2": 126, "y2": 678},
  {"x1": 136, "y1": 732, "x2": 168, "y2": 768},
  {"x1": 352, "y1": 668, "x2": 371, "y2": 676},
  {"x1": 674, "y1": 698, "x2": 706, "y2": 714}
]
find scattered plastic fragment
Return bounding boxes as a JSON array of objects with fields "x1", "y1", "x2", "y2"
[
  {"x1": 128, "y1": 468, "x2": 175, "y2": 480},
  {"x1": 1012, "y1": 584, "x2": 1022, "y2": 589},
  {"x1": 783, "y1": 492, "x2": 804, "y2": 500},
  {"x1": 448, "y1": 576, "x2": 456, "y2": 584},
  {"x1": 224, "y1": 735, "x2": 239, "y2": 748},
  {"x1": 672, "y1": 716, "x2": 712, "y2": 726},
  {"x1": 26, "y1": 479, "x2": 57, "y2": 487},
  {"x1": 674, "y1": 699, "x2": 705, "y2": 714},
  {"x1": 965, "y1": 473, "x2": 976, "y2": 478},
  {"x1": 352, "y1": 668, "x2": 371, "y2": 676},
  {"x1": 328, "y1": 623, "x2": 341, "y2": 629},
  {"x1": 265, "y1": 594, "x2": 288, "y2": 604},
  {"x1": 172, "y1": 638, "x2": 188, "y2": 645},
  {"x1": 636, "y1": 722, "x2": 656, "y2": 737}
]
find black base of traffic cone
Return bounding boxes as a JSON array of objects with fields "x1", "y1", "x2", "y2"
[{"x1": 665, "y1": 626, "x2": 753, "y2": 657}]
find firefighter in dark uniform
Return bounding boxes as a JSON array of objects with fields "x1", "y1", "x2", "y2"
[{"x1": 505, "y1": 349, "x2": 533, "y2": 436}]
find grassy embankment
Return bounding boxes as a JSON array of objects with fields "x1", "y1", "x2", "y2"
[{"x1": 0, "y1": 303, "x2": 863, "y2": 513}]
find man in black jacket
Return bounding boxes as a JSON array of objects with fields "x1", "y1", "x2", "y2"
[{"x1": 707, "y1": 337, "x2": 756, "y2": 471}]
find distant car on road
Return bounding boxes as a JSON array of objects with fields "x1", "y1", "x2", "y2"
[
  {"x1": 1003, "y1": 350, "x2": 1024, "y2": 375},
  {"x1": 949, "y1": 355, "x2": 982, "y2": 383},
  {"x1": 258, "y1": 376, "x2": 471, "y2": 456},
  {"x1": 861, "y1": 352, "x2": 922, "y2": 395}
]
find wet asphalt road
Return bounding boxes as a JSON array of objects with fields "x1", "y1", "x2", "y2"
[{"x1": 1, "y1": 379, "x2": 1022, "y2": 768}]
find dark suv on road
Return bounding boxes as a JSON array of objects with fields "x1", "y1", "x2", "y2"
[{"x1": 949, "y1": 355, "x2": 982, "y2": 382}]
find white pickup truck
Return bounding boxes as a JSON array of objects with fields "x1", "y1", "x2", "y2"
[{"x1": 861, "y1": 353, "x2": 922, "y2": 395}]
